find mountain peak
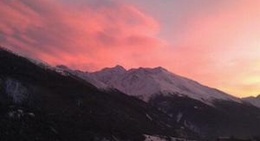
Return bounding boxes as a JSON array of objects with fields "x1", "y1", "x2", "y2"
[
  {"x1": 100, "y1": 65, "x2": 126, "y2": 73},
  {"x1": 154, "y1": 66, "x2": 166, "y2": 70},
  {"x1": 129, "y1": 66, "x2": 168, "y2": 74},
  {"x1": 114, "y1": 65, "x2": 126, "y2": 70},
  {"x1": 244, "y1": 95, "x2": 260, "y2": 99},
  {"x1": 56, "y1": 65, "x2": 69, "y2": 70},
  {"x1": 152, "y1": 66, "x2": 169, "y2": 73}
]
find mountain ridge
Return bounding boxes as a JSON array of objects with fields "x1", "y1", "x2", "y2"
[{"x1": 60, "y1": 65, "x2": 241, "y2": 105}]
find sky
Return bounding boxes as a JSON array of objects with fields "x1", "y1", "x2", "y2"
[{"x1": 0, "y1": 0, "x2": 260, "y2": 97}]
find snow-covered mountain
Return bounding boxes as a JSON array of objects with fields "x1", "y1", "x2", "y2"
[
  {"x1": 242, "y1": 95, "x2": 260, "y2": 108},
  {"x1": 85, "y1": 65, "x2": 240, "y2": 104}
]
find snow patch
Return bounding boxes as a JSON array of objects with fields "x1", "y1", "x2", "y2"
[
  {"x1": 176, "y1": 113, "x2": 183, "y2": 123},
  {"x1": 184, "y1": 120, "x2": 200, "y2": 134},
  {"x1": 144, "y1": 135, "x2": 168, "y2": 141},
  {"x1": 146, "y1": 113, "x2": 153, "y2": 121},
  {"x1": 144, "y1": 135, "x2": 194, "y2": 141},
  {"x1": 50, "y1": 126, "x2": 58, "y2": 134},
  {"x1": 28, "y1": 112, "x2": 35, "y2": 117},
  {"x1": 5, "y1": 78, "x2": 29, "y2": 103},
  {"x1": 7, "y1": 109, "x2": 34, "y2": 119}
]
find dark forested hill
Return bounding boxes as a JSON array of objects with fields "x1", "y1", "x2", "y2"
[{"x1": 0, "y1": 47, "x2": 194, "y2": 141}]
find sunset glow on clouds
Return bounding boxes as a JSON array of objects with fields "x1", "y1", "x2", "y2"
[{"x1": 1, "y1": 0, "x2": 260, "y2": 97}]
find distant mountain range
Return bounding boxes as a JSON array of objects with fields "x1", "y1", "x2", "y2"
[{"x1": 1, "y1": 46, "x2": 260, "y2": 141}]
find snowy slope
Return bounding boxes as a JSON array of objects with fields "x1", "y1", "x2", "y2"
[
  {"x1": 88, "y1": 66, "x2": 241, "y2": 104},
  {"x1": 242, "y1": 95, "x2": 260, "y2": 108}
]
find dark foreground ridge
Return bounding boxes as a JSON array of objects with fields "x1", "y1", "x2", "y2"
[{"x1": 0, "y1": 47, "x2": 196, "y2": 140}]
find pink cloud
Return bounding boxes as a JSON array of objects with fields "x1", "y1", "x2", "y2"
[{"x1": 0, "y1": 0, "x2": 163, "y2": 71}]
